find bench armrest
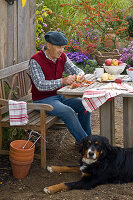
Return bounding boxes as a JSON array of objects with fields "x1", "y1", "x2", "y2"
[
  {"x1": 27, "y1": 102, "x2": 53, "y2": 111},
  {"x1": 0, "y1": 99, "x2": 53, "y2": 112}
]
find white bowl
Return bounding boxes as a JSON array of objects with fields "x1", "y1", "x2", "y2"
[{"x1": 103, "y1": 63, "x2": 126, "y2": 75}]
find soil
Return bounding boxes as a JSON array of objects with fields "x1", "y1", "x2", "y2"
[{"x1": 1, "y1": 97, "x2": 133, "y2": 200}]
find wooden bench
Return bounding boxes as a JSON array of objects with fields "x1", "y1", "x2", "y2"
[{"x1": 0, "y1": 60, "x2": 59, "y2": 168}]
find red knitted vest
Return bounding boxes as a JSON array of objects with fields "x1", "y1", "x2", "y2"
[{"x1": 30, "y1": 50, "x2": 66, "y2": 101}]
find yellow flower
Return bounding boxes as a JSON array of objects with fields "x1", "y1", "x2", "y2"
[
  {"x1": 22, "y1": 0, "x2": 26, "y2": 8},
  {"x1": 43, "y1": 13, "x2": 48, "y2": 17}
]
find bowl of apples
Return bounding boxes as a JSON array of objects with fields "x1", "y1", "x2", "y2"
[{"x1": 103, "y1": 59, "x2": 126, "y2": 75}]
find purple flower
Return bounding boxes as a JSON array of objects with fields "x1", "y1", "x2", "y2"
[
  {"x1": 120, "y1": 41, "x2": 133, "y2": 68},
  {"x1": 43, "y1": 23, "x2": 47, "y2": 28},
  {"x1": 67, "y1": 51, "x2": 93, "y2": 66}
]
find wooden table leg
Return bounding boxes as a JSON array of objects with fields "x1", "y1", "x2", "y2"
[
  {"x1": 123, "y1": 97, "x2": 133, "y2": 148},
  {"x1": 99, "y1": 99, "x2": 115, "y2": 145}
]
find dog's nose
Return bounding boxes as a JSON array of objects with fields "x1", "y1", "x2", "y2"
[{"x1": 89, "y1": 151, "x2": 94, "y2": 157}]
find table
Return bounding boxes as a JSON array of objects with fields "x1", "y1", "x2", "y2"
[{"x1": 57, "y1": 74, "x2": 133, "y2": 147}]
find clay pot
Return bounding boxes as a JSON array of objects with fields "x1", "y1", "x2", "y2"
[
  {"x1": 9, "y1": 140, "x2": 35, "y2": 179},
  {"x1": 101, "y1": 28, "x2": 120, "y2": 49}
]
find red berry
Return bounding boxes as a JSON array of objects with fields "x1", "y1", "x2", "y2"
[{"x1": 115, "y1": 78, "x2": 122, "y2": 84}]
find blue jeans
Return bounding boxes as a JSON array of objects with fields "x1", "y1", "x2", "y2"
[{"x1": 34, "y1": 95, "x2": 91, "y2": 142}]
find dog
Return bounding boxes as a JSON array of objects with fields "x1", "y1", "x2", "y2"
[{"x1": 44, "y1": 134, "x2": 133, "y2": 194}]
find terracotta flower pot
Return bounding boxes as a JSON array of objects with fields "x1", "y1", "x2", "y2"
[
  {"x1": 104, "y1": 33, "x2": 120, "y2": 49},
  {"x1": 9, "y1": 140, "x2": 35, "y2": 179},
  {"x1": 100, "y1": 28, "x2": 120, "y2": 50}
]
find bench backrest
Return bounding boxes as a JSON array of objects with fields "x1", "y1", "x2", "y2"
[
  {"x1": 0, "y1": 60, "x2": 32, "y2": 114},
  {"x1": 0, "y1": 60, "x2": 31, "y2": 100}
]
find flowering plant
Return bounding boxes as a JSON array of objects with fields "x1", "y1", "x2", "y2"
[
  {"x1": 36, "y1": 2, "x2": 52, "y2": 50},
  {"x1": 120, "y1": 41, "x2": 133, "y2": 69},
  {"x1": 67, "y1": 51, "x2": 98, "y2": 73},
  {"x1": 60, "y1": 0, "x2": 129, "y2": 54},
  {"x1": 67, "y1": 51, "x2": 92, "y2": 66},
  {"x1": 126, "y1": 15, "x2": 133, "y2": 37}
]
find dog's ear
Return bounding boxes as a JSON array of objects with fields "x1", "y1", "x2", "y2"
[
  {"x1": 105, "y1": 143, "x2": 112, "y2": 151},
  {"x1": 102, "y1": 137, "x2": 112, "y2": 151},
  {"x1": 79, "y1": 138, "x2": 85, "y2": 153},
  {"x1": 79, "y1": 136, "x2": 90, "y2": 153}
]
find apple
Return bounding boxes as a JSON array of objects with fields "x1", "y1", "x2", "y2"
[
  {"x1": 115, "y1": 78, "x2": 122, "y2": 84},
  {"x1": 128, "y1": 67, "x2": 133, "y2": 71},
  {"x1": 105, "y1": 59, "x2": 112, "y2": 66},
  {"x1": 118, "y1": 61, "x2": 123, "y2": 65},
  {"x1": 112, "y1": 59, "x2": 118, "y2": 66}
]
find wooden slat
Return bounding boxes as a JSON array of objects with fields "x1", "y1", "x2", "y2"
[
  {"x1": 45, "y1": 115, "x2": 59, "y2": 129},
  {"x1": 13, "y1": 0, "x2": 18, "y2": 64},
  {"x1": 0, "y1": 0, "x2": 8, "y2": 69},
  {"x1": 0, "y1": 60, "x2": 29, "y2": 79},
  {"x1": 18, "y1": 0, "x2": 31, "y2": 62},
  {"x1": 30, "y1": 0, "x2": 36, "y2": 57},
  {"x1": 1, "y1": 108, "x2": 58, "y2": 128},
  {"x1": 1, "y1": 111, "x2": 58, "y2": 130},
  {"x1": 18, "y1": 71, "x2": 27, "y2": 96},
  {"x1": 1, "y1": 114, "x2": 10, "y2": 123},
  {"x1": 28, "y1": 112, "x2": 41, "y2": 124},
  {"x1": 0, "y1": 80, "x2": 5, "y2": 99},
  {"x1": 0, "y1": 94, "x2": 32, "y2": 115},
  {"x1": 7, "y1": 3, "x2": 14, "y2": 66},
  {"x1": 0, "y1": 0, "x2": 36, "y2": 69},
  {"x1": 40, "y1": 110, "x2": 46, "y2": 168},
  {"x1": 0, "y1": 98, "x2": 53, "y2": 111}
]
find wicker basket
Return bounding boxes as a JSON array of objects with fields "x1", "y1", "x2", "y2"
[{"x1": 95, "y1": 49, "x2": 121, "y2": 66}]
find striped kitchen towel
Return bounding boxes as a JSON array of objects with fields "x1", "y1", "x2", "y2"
[
  {"x1": 82, "y1": 83, "x2": 133, "y2": 112},
  {"x1": 9, "y1": 100, "x2": 28, "y2": 126}
]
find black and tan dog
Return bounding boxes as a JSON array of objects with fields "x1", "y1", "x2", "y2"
[{"x1": 44, "y1": 135, "x2": 133, "y2": 194}]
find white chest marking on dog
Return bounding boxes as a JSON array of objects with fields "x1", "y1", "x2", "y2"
[
  {"x1": 80, "y1": 165, "x2": 87, "y2": 171},
  {"x1": 82, "y1": 158, "x2": 97, "y2": 165}
]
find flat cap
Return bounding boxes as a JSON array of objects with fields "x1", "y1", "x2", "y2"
[{"x1": 45, "y1": 31, "x2": 68, "y2": 46}]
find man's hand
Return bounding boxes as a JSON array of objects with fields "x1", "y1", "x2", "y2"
[{"x1": 62, "y1": 75, "x2": 75, "y2": 86}]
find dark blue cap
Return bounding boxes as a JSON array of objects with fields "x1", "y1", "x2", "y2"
[{"x1": 45, "y1": 31, "x2": 68, "y2": 46}]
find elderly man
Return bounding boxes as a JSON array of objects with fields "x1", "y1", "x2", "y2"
[{"x1": 29, "y1": 31, "x2": 91, "y2": 144}]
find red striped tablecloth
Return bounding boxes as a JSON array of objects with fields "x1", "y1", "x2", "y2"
[{"x1": 82, "y1": 83, "x2": 133, "y2": 112}]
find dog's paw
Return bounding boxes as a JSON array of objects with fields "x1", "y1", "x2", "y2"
[
  {"x1": 44, "y1": 187, "x2": 50, "y2": 194},
  {"x1": 47, "y1": 166, "x2": 53, "y2": 173}
]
